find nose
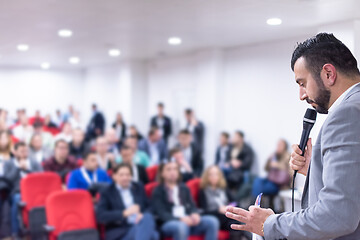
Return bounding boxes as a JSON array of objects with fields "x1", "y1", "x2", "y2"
[{"x1": 299, "y1": 87, "x2": 308, "y2": 101}]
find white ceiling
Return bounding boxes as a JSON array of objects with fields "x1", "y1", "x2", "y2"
[{"x1": 0, "y1": 0, "x2": 359, "y2": 69}]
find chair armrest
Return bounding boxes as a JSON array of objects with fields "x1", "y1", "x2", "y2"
[
  {"x1": 44, "y1": 225, "x2": 55, "y2": 232},
  {"x1": 18, "y1": 201, "x2": 26, "y2": 208}
]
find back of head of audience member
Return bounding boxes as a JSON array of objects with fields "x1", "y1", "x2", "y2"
[
  {"x1": 72, "y1": 128, "x2": 85, "y2": 146},
  {"x1": 0, "y1": 130, "x2": 12, "y2": 155},
  {"x1": 158, "y1": 161, "x2": 182, "y2": 185},
  {"x1": 30, "y1": 133, "x2": 43, "y2": 151},
  {"x1": 200, "y1": 165, "x2": 227, "y2": 190},
  {"x1": 14, "y1": 142, "x2": 28, "y2": 160},
  {"x1": 157, "y1": 102, "x2": 164, "y2": 116},
  {"x1": 232, "y1": 131, "x2": 245, "y2": 148},
  {"x1": 120, "y1": 144, "x2": 134, "y2": 165},
  {"x1": 178, "y1": 129, "x2": 192, "y2": 148},
  {"x1": 112, "y1": 163, "x2": 133, "y2": 188},
  {"x1": 54, "y1": 139, "x2": 70, "y2": 164},
  {"x1": 219, "y1": 132, "x2": 230, "y2": 146},
  {"x1": 96, "y1": 136, "x2": 108, "y2": 156},
  {"x1": 83, "y1": 151, "x2": 99, "y2": 171},
  {"x1": 148, "y1": 127, "x2": 161, "y2": 143}
]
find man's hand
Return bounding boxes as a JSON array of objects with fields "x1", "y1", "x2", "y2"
[
  {"x1": 180, "y1": 216, "x2": 194, "y2": 226},
  {"x1": 123, "y1": 204, "x2": 140, "y2": 217},
  {"x1": 290, "y1": 138, "x2": 312, "y2": 176},
  {"x1": 135, "y1": 213, "x2": 143, "y2": 224},
  {"x1": 225, "y1": 206, "x2": 275, "y2": 236},
  {"x1": 230, "y1": 159, "x2": 242, "y2": 169},
  {"x1": 190, "y1": 213, "x2": 201, "y2": 225},
  {"x1": 18, "y1": 160, "x2": 28, "y2": 170}
]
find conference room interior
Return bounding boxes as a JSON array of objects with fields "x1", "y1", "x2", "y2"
[{"x1": 0, "y1": 0, "x2": 360, "y2": 239}]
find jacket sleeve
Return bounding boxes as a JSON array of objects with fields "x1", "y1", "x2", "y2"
[
  {"x1": 96, "y1": 190, "x2": 126, "y2": 225},
  {"x1": 264, "y1": 103, "x2": 360, "y2": 239},
  {"x1": 240, "y1": 145, "x2": 254, "y2": 170},
  {"x1": 152, "y1": 186, "x2": 177, "y2": 222}
]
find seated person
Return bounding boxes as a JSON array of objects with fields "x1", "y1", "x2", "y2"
[
  {"x1": 28, "y1": 133, "x2": 52, "y2": 164},
  {"x1": 117, "y1": 137, "x2": 150, "y2": 167},
  {"x1": 69, "y1": 128, "x2": 88, "y2": 160},
  {"x1": 128, "y1": 125, "x2": 144, "y2": 142},
  {"x1": 118, "y1": 144, "x2": 148, "y2": 185},
  {"x1": 252, "y1": 139, "x2": 291, "y2": 199},
  {"x1": 0, "y1": 130, "x2": 13, "y2": 162},
  {"x1": 95, "y1": 136, "x2": 116, "y2": 171},
  {"x1": 43, "y1": 139, "x2": 77, "y2": 182},
  {"x1": 199, "y1": 165, "x2": 245, "y2": 240},
  {"x1": 138, "y1": 127, "x2": 168, "y2": 166},
  {"x1": 4, "y1": 142, "x2": 42, "y2": 238},
  {"x1": 105, "y1": 128, "x2": 121, "y2": 158},
  {"x1": 67, "y1": 151, "x2": 111, "y2": 192},
  {"x1": 152, "y1": 161, "x2": 219, "y2": 240},
  {"x1": 175, "y1": 129, "x2": 203, "y2": 177},
  {"x1": 96, "y1": 163, "x2": 159, "y2": 240},
  {"x1": 214, "y1": 132, "x2": 232, "y2": 172},
  {"x1": 54, "y1": 122, "x2": 73, "y2": 143},
  {"x1": 27, "y1": 122, "x2": 54, "y2": 152},
  {"x1": 169, "y1": 147, "x2": 194, "y2": 182}
]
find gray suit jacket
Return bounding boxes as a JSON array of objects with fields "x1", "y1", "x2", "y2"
[{"x1": 264, "y1": 83, "x2": 360, "y2": 240}]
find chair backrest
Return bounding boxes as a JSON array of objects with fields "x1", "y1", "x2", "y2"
[
  {"x1": 146, "y1": 165, "x2": 159, "y2": 182},
  {"x1": 145, "y1": 181, "x2": 159, "y2": 198},
  {"x1": 186, "y1": 178, "x2": 201, "y2": 206},
  {"x1": 46, "y1": 190, "x2": 97, "y2": 240}
]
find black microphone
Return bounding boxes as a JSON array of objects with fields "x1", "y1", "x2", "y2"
[{"x1": 292, "y1": 108, "x2": 317, "y2": 212}]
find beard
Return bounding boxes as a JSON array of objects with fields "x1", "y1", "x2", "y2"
[{"x1": 306, "y1": 77, "x2": 331, "y2": 114}]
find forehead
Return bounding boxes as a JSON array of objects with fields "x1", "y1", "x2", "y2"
[{"x1": 294, "y1": 57, "x2": 311, "y2": 81}]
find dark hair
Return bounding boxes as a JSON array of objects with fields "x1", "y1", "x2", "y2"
[
  {"x1": 121, "y1": 144, "x2": 133, "y2": 151},
  {"x1": 83, "y1": 150, "x2": 96, "y2": 161},
  {"x1": 158, "y1": 102, "x2": 164, "y2": 108},
  {"x1": 33, "y1": 121, "x2": 43, "y2": 128},
  {"x1": 235, "y1": 131, "x2": 244, "y2": 138},
  {"x1": 291, "y1": 33, "x2": 360, "y2": 79},
  {"x1": 14, "y1": 141, "x2": 27, "y2": 150},
  {"x1": 148, "y1": 127, "x2": 159, "y2": 136},
  {"x1": 54, "y1": 139, "x2": 68, "y2": 148},
  {"x1": 169, "y1": 147, "x2": 181, "y2": 157},
  {"x1": 113, "y1": 163, "x2": 133, "y2": 176},
  {"x1": 221, "y1": 132, "x2": 230, "y2": 139},
  {"x1": 178, "y1": 129, "x2": 191, "y2": 135},
  {"x1": 185, "y1": 108, "x2": 193, "y2": 115},
  {"x1": 157, "y1": 161, "x2": 182, "y2": 184}
]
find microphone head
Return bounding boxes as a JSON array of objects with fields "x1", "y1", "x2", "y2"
[{"x1": 303, "y1": 108, "x2": 317, "y2": 125}]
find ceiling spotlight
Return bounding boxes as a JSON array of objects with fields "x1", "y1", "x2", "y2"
[
  {"x1": 41, "y1": 62, "x2": 51, "y2": 70},
  {"x1": 69, "y1": 57, "x2": 80, "y2": 64},
  {"x1": 267, "y1": 18, "x2": 282, "y2": 26},
  {"x1": 58, "y1": 29, "x2": 73, "y2": 38},
  {"x1": 108, "y1": 49, "x2": 121, "y2": 57},
  {"x1": 168, "y1": 37, "x2": 182, "y2": 45},
  {"x1": 17, "y1": 44, "x2": 29, "y2": 51}
]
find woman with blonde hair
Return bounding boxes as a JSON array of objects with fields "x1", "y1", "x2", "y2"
[
  {"x1": 0, "y1": 130, "x2": 12, "y2": 161},
  {"x1": 199, "y1": 165, "x2": 247, "y2": 240}
]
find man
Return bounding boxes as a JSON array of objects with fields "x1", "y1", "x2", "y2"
[
  {"x1": 86, "y1": 104, "x2": 105, "y2": 142},
  {"x1": 28, "y1": 122, "x2": 54, "y2": 152},
  {"x1": 43, "y1": 139, "x2": 77, "y2": 182},
  {"x1": 12, "y1": 114, "x2": 33, "y2": 142},
  {"x1": 175, "y1": 129, "x2": 203, "y2": 177},
  {"x1": 28, "y1": 133, "x2": 52, "y2": 164},
  {"x1": 226, "y1": 33, "x2": 360, "y2": 239},
  {"x1": 4, "y1": 142, "x2": 42, "y2": 238},
  {"x1": 169, "y1": 148, "x2": 194, "y2": 182},
  {"x1": 95, "y1": 136, "x2": 116, "y2": 171},
  {"x1": 150, "y1": 103, "x2": 172, "y2": 145},
  {"x1": 69, "y1": 128, "x2": 88, "y2": 160},
  {"x1": 105, "y1": 128, "x2": 121, "y2": 158},
  {"x1": 117, "y1": 136, "x2": 150, "y2": 167},
  {"x1": 138, "y1": 127, "x2": 168, "y2": 166},
  {"x1": 184, "y1": 109, "x2": 205, "y2": 154},
  {"x1": 119, "y1": 144, "x2": 148, "y2": 185},
  {"x1": 215, "y1": 132, "x2": 232, "y2": 171},
  {"x1": 96, "y1": 163, "x2": 159, "y2": 240},
  {"x1": 67, "y1": 151, "x2": 111, "y2": 191}
]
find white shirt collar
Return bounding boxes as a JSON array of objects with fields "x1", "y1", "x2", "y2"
[{"x1": 328, "y1": 82, "x2": 360, "y2": 113}]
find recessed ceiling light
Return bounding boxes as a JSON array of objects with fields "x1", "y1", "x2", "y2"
[
  {"x1": 69, "y1": 57, "x2": 80, "y2": 64},
  {"x1": 41, "y1": 62, "x2": 51, "y2": 70},
  {"x1": 168, "y1": 37, "x2": 182, "y2": 45},
  {"x1": 58, "y1": 29, "x2": 73, "y2": 38},
  {"x1": 17, "y1": 44, "x2": 29, "y2": 51},
  {"x1": 108, "y1": 49, "x2": 121, "y2": 57},
  {"x1": 267, "y1": 18, "x2": 282, "y2": 26}
]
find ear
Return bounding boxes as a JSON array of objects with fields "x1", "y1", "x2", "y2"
[{"x1": 321, "y1": 64, "x2": 337, "y2": 87}]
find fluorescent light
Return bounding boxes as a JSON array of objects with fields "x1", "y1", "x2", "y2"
[
  {"x1": 69, "y1": 57, "x2": 80, "y2": 64},
  {"x1": 267, "y1": 18, "x2": 282, "y2": 26},
  {"x1": 58, "y1": 29, "x2": 73, "y2": 38},
  {"x1": 41, "y1": 62, "x2": 51, "y2": 70},
  {"x1": 108, "y1": 49, "x2": 121, "y2": 57},
  {"x1": 17, "y1": 44, "x2": 29, "y2": 51},
  {"x1": 168, "y1": 37, "x2": 182, "y2": 45}
]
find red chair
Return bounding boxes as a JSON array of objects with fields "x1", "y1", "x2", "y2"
[
  {"x1": 45, "y1": 190, "x2": 99, "y2": 240},
  {"x1": 146, "y1": 165, "x2": 159, "y2": 182},
  {"x1": 145, "y1": 182, "x2": 159, "y2": 198},
  {"x1": 20, "y1": 172, "x2": 63, "y2": 238}
]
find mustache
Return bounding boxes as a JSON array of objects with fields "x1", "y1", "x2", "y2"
[{"x1": 306, "y1": 98, "x2": 315, "y2": 104}]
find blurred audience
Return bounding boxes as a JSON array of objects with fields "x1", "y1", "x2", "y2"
[
  {"x1": 152, "y1": 161, "x2": 219, "y2": 240},
  {"x1": 128, "y1": 125, "x2": 144, "y2": 142},
  {"x1": 69, "y1": 128, "x2": 88, "y2": 160},
  {"x1": 138, "y1": 127, "x2": 168, "y2": 166},
  {"x1": 105, "y1": 128, "x2": 121, "y2": 158},
  {"x1": 55, "y1": 122, "x2": 73, "y2": 143},
  {"x1": 175, "y1": 129, "x2": 203, "y2": 177},
  {"x1": 28, "y1": 133, "x2": 52, "y2": 164},
  {"x1": 117, "y1": 137, "x2": 150, "y2": 167},
  {"x1": 215, "y1": 132, "x2": 232, "y2": 172},
  {"x1": 86, "y1": 104, "x2": 105, "y2": 142},
  {"x1": 150, "y1": 103, "x2": 172, "y2": 145},
  {"x1": 67, "y1": 151, "x2": 111, "y2": 191},
  {"x1": 96, "y1": 163, "x2": 159, "y2": 240},
  {"x1": 95, "y1": 136, "x2": 116, "y2": 171},
  {"x1": 169, "y1": 148, "x2": 194, "y2": 182},
  {"x1": 0, "y1": 130, "x2": 12, "y2": 161},
  {"x1": 29, "y1": 122, "x2": 54, "y2": 151},
  {"x1": 43, "y1": 139, "x2": 77, "y2": 182},
  {"x1": 184, "y1": 109, "x2": 205, "y2": 154},
  {"x1": 12, "y1": 115, "x2": 33, "y2": 142},
  {"x1": 112, "y1": 112, "x2": 127, "y2": 144}
]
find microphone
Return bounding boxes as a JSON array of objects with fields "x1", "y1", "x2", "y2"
[{"x1": 292, "y1": 108, "x2": 317, "y2": 212}]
